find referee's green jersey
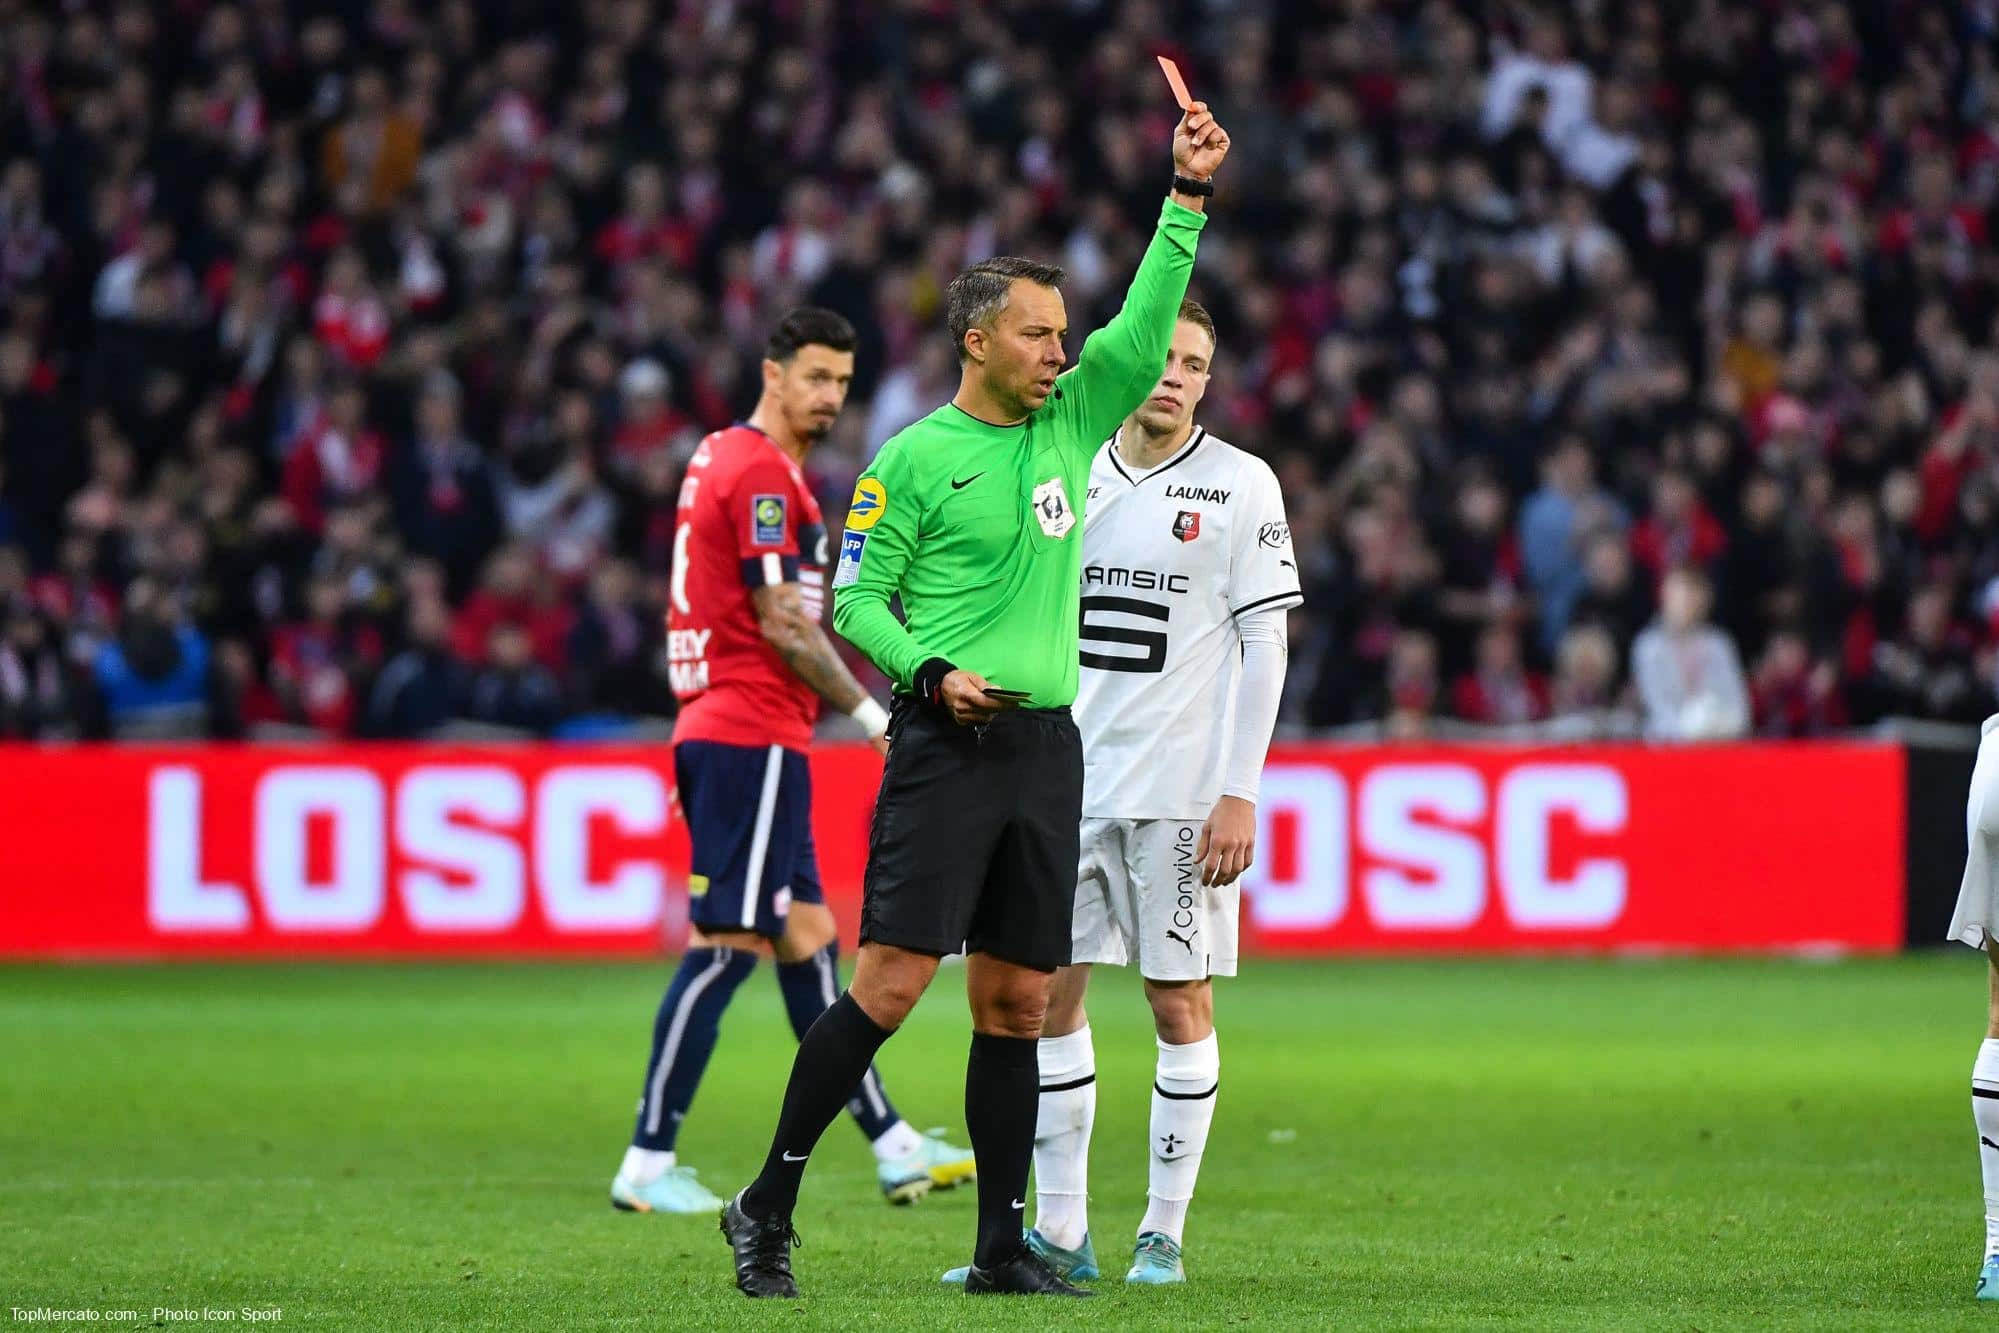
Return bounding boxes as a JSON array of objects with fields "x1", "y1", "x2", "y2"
[{"x1": 830, "y1": 199, "x2": 1207, "y2": 709}]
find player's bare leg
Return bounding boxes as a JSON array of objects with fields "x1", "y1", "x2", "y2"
[
  {"x1": 848, "y1": 940, "x2": 942, "y2": 1026},
  {"x1": 965, "y1": 951, "x2": 1049, "y2": 1033},
  {"x1": 1145, "y1": 975, "x2": 1213, "y2": 1043},
  {"x1": 1043, "y1": 964, "x2": 1091, "y2": 1037},
  {"x1": 770, "y1": 906, "x2": 975, "y2": 1202}
]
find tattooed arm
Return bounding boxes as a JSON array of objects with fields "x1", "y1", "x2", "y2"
[{"x1": 752, "y1": 581, "x2": 889, "y2": 752}]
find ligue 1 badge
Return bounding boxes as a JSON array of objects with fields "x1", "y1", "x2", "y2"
[
  {"x1": 751, "y1": 494, "x2": 787, "y2": 544},
  {"x1": 1173, "y1": 510, "x2": 1201, "y2": 542}
]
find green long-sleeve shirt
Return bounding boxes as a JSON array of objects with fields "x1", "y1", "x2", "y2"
[{"x1": 831, "y1": 197, "x2": 1206, "y2": 707}]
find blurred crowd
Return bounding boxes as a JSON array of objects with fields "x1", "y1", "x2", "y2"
[{"x1": 3, "y1": 0, "x2": 1998, "y2": 741}]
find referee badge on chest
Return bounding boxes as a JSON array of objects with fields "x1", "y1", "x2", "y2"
[{"x1": 1032, "y1": 476, "x2": 1075, "y2": 539}]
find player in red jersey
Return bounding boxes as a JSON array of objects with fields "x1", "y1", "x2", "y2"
[{"x1": 611, "y1": 309, "x2": 975, "y2": 1215}]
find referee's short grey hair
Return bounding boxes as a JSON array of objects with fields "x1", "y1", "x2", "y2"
[{"x1": 946, "y1": 256, "x2": 1066, "y2": 361}]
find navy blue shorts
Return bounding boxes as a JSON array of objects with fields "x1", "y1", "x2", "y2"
[{"x1": 675, "y1": 740, "x2": 823, "y2": 938}]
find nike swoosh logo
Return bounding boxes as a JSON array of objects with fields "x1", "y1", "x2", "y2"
[
  {"x1": 1280, "y1": 559, "x2": 1295, "y2": 570},
  {"x1": 1982, "y1": 1136, "x2": 1999, "y2": 1152},
  {"x1": 1010, "y1": 1198, "x2": 1025, "y2": 1210},
  {"x1": 951, "y1": 472, "x2": 986, "y2": 490},
  {"x1": 782, "y1": 1151, "x2": 809, "y2": 1162}
]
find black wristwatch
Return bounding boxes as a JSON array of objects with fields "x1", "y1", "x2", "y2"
[{"x1": 1172, "y1": 173, "x2": 1216, "y2": 197}]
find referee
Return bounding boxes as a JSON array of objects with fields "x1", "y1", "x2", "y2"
[{"x1": 720, "y1": 102, "x2": 1231, "y2": 1298}]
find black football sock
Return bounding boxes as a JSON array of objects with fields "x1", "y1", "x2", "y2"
[
  {"x1": 966, "y1": 1031, "x2": 1040, "y2": 1268},
  {"x1": 774, "y1": 941, "x2": 906, "y2": 1141},
  {"x1": 741, "y1": 993, "x2": 894, "y2": 1221}
]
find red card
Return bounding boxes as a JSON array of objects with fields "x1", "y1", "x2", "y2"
[{"x1": 1157, "y1": 55, "x2": 1193, "y2": 110}]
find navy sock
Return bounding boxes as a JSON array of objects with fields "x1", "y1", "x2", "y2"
[
  {"x1": 743, "y1": 993, "x2": 895, "y2": 1221},
  {"x1": 966, "y1": 1032, "x2": 1039, "y2": 1269},
  {"x1": 776, "y1": 943, "x2": 904, "y2": 1142},
  {"x1": 630, "y1": 945, "x2": 756, "y2": 1152}
]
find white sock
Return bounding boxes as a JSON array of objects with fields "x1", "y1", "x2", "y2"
[
  {"x1": 1141, "y1": 1031, "x2": 1219, "y2": 1246},
  {"x1": 870, "y1": 1118, "x2": 924, "y2": 1163},
  {"x1": 1976, "y1": 1039, "x2": 1999, "y2": 1256},
  {"x1": 620, "y1": 1145, "x2": 673, "y2": 1184},
  {"x1": 1033, "y1": 1024, "x2": 1096, "y2": 1250}
]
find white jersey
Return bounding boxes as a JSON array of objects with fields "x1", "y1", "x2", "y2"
[{"x1": 1074, "y1": 426, "x2": 1301, "y2": 819}]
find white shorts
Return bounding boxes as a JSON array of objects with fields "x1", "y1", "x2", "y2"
[
  {"x1": 1951, "y1": 715, "x2": 1999, "y2": 949},
  {"x1": 1072, "y1": 817, "x2": 1239, "y2": 980}
]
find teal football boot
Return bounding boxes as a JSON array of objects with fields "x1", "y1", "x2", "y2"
[
  {"x1": 941, "y1": 1227, "x2": 1099, "y2": 1284},
  {"x1": 610, "y1": 1164, "x2": 726, "y2": 1214},
  {"x1": 1125, "y1": 1231, "x2": 1186, "y2": 1284},
  {"x1": 878, "y1": 1128, "x2": 977, "y2": 1205}
]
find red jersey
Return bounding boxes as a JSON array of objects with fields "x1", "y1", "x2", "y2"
[{"x1": 667, "y1": 424, "x2": 828, "y2": 751}]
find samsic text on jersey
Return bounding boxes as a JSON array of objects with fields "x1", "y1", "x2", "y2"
[
  {"x1": 1073, "y1": 427, "x2": 1302, "y2": 818},
  {"x1": 667, "y1": 424, "x2": 829, "y2": 752}
]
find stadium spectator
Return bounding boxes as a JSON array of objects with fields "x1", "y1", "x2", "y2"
[
  {"x1": 1570, "y1": 529, "x2": 1653, "y2": 650},
  {"x1": 1751, "y1": 627, "x2": 1847, "y2": 738},
  {"x1": 1433, "y1": 467, "x2": 1522, "y2": 672},
  {"x1": 282, "y1": 377, "x2": 384, "y2": 536},
  {"x1": 1378, "y1": 628, "x2": 1443, "y2": 740},
  {"x1": 1520, "y1": 435, "x2": 1629, "y2": 653},
  {"x1": 458, "y1": 621, "x2": 561, "y2": 735},
  {"x1": 565, "y1": 558, "x2": 666, "y2": 718},
  {"x1": 0, "y1": 459, "x2": 29, "y2": 555},
  {"x1": 1452, "y1": 622, "x2": 1549, "y2": 728},
  {"x1": 268, "y1": 571, "x2": 382, "y2": 736},
  {"x1": 1859, "y1": 582, "x2": 1987, "y2": 724},
  {"x1": 320, "y1": 67, "x2": 422, "y2": 218},
  {"x1": 1545, "y1": 622, "x2": 1633, "y2": 740},
  {"x1": 452, "y1": 542, "x2": 570, "y2": 676},
  {"x1": 365, "y1": 595, "x2": 462, "y2": 739},
  {"x1": 0, "y1": 543, "x2": 26, "y2": 614},
  {"x1": 609, "y1": 358, "x2": 696, "y2": 475},
  {"x1": 1633, "y1": 566, "x2": 1752, "y2": 741},
  {"x1": 0, "y1": 605, "x2": 84, "y2": 740},
  {"x1": 1630, "y1": 470, "x2": 1727, "y2": 587},
  {"x1": 500, "y1": 410, "x2": 618, "y2": 584},
  {"x1": 390, "y1": 374, "x2": 502, "y2": 597},
  {"x1": 93, "y1": 579, "x2": 211, "y2": 739}
]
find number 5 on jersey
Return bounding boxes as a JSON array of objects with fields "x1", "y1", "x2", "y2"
[{"x1": 1079, "y1": 595, "x2": 1170, "y2": 673}]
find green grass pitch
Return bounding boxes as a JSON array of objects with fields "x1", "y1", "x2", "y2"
[{"x1": 0, "y1": 955, "x2": 1992, "y2": 1329}]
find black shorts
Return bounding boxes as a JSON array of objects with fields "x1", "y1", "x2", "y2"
[{"x1": 859, "y1": 698, "x2": 1083, "y2": 972}]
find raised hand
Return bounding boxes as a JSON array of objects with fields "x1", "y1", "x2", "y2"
[{"x1": 1173, "y1": 101, "x2": 1231, "y2": 182}]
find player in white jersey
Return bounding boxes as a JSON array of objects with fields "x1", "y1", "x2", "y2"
[
  {"x1": 1951, "y1": 715, "x2": 1999, "y2": 1299},
  {"x1": 1032, "y1": 300, "x2": 1299, "y2": 1285}
]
